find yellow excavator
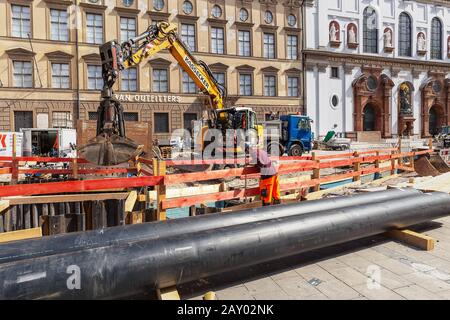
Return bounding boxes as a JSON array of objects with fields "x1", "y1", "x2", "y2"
[{"x1": 79, "y1": 22, "x2": 263, "y2": 166}]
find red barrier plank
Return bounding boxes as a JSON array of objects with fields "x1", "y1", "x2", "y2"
[
  {"x1": 0, "y1": 156, "x2": 89, "y2": 163},
  {"x1": 165, "y1": 166, "x2": 259, "y2": 184},
  {"x1": 0, "y1": 176, "x2": 163, "y2": 197},
  {"x1": 162, "y1": 187, "x2": 260, "y2": 209}
]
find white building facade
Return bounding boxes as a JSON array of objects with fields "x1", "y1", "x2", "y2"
[{"x1": 304, "y1": 0, "x2": 450, "y2": 140}]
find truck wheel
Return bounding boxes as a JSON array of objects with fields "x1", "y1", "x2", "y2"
[
  {"x1": 267, "y1": 143, "x2": 283, "y2": 157},
  {"x1": 289, "y1": 144, "x2": 303, "y2": 157}
]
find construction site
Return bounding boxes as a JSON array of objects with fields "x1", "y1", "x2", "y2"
[{"x1": 1, "y1": 4, "x2": 450, "y2": 303}]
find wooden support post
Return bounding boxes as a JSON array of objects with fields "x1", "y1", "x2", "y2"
[
  {"x1": 390, "y1": 150, "x2": 396, "y2": 175},
  {"x1": 0, "y1": 227, "x2": 42, "y2": 243},
  {"x1": 409, "y1": 153, "x2": 415, "y2": 171},
  {"x1": 153, "y1": 158, "x2": 167, "y2": 221},
  {"x1": 11, "y1": 133, "x2": 18, "y2": 185},
  {"x1": 428, "y1": 138, "x2": 433, "y2": 150},
  {"x1": 156, "y1": 286, "x2": 180, "y2": 300},
  {"x1": 387, "y1": 229, "x2": 435, "y2": 251},
  {"x1": 311, "y1": 152, "x2": 320, "y2": 192},
  {"x1": 353, "y1": 151, "x2": 361, "y2": 182},
  {"x1": 397, "y1": 137, "x2": 402, "y2": 166},
  {"x1": 72, "y1": 158, "x2": 78, "y2": 180},
  {"x1": 41, "y1": 215, "x2": 66, "y2": 235}
]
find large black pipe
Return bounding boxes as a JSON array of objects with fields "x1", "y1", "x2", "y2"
[
  {"x1": 0, "y1": 191, "x2": 449, "y2": 300},
  {"x1": 0, "y1": 188, "x2": 420, "y2": 264}
]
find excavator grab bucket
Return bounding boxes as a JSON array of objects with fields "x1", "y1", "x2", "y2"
[{"x1": 78, "y1": 133, "x2": 142, "y2": 166}]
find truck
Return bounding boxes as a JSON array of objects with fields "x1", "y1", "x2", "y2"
[
  {"x1": 263, "y1": 115, "x2": 314, "y2": 156},
  {"x1": 21, "y1": 128, "x2": 77, "y2": 158}
]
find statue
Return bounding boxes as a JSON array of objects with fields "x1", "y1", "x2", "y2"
[
  {"x1": 384, "y1": 29, "x2": 392, "y2": 48},
  {"x1": 418, "y1": 33, "x2": 426, "y2": 51},
  {"x1": 447, "y1": 37, "x2": 450, "y2": 55},
  {"x1": 348, "y1": 25, "x2": 356, "y2": 44},
  {"x1": 330, "y1": 22, "x2": 338, "y2": 42},
  {"x1": 399, "y1": 83, "x2": 412, "y2": 115}
]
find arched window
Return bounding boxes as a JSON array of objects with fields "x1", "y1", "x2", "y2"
[
  {"x1": 363, "y1": 7, "x2": 378, "y2": 53},
  {"x1": 431, "y1": 18, "x2": 442, "y2": 60},
  {"x1": 399, "y1": 12, "x2": 412, "y2": 57}
]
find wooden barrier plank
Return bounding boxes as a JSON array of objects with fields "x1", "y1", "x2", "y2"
[
  {"x1": 0, "y1": 200, "x2": 9, "y2": 213},
  {"x1": 0, "y1": 227, "x2": 42, "y2": 243},
  {"x1": 2, "y1": 192, "x2": 130, "y2": 205},
  {"x1": 125, "y1": 191, "x2": 138, "y2": 213},
  {"x1": 0, "y1": 176, "x2": 163, "y2": 197}
]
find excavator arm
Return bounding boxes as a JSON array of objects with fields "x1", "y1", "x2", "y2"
[{"x1": 79, "y1": 22, "x2": 252, "y2": 166}]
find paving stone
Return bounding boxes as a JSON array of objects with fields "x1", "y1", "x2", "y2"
[
  {"x1": 275, "y1": 275, "x2": 322, "y2": 298},
  {"x1": 424, "y1": 257, "x2": 450, "y2": 272},
  {"x1": 314, "y1": 279, "x2": 361, "y2": 300},
  {"x1": 316, "y1": 259, "x2": 348, "y2": 270},
  {"x1": 290, "y1": 293, "x2": 329, "y2": 300},
  {"x1": 270, "y1": 269, "x2": 301, "y2": 281},
  {"x1": 403, "y1": 272, "x2": 450, "y2": 293},
  {"x1": 244, "y1": 277, "x2": 282, "y2": 295},
  {"x1": 394, "y1": 285, "x2": 441, "y2": 300},
  {"x1": 338, "y1": 255, "x2": 377, "y2": 274},
  {"x1": 294, "y1": 264, "x2": 336, "y2": 282},
  {"x1": 324, "y1": 266, "x2": 369, "y2": 287},
  {"x1": 216, "y1": 286, "x2": 255, "y2": 300},
  {"x1": 356, "y1": 248, "x2": 391, "y2": 262},
  {"x1": 353, "y1": 284, "x2": 405, "y2": 300},
  {"x1": 436, "y1": 290, "x2": 450, "y2": 300},
  {"x1": 377, "y1": 268, "x2": 413, "y2": 290},
  {"x1": 252, "y1": 289, "x2": 291, "y2": 300},
  {"x1": 372, "y1": 258, "x2": 416, "y2": 276}
]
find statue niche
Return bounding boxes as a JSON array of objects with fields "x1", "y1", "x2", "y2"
[
  {"x1": 347, "y1": 23, "x2": 358, "y2": 49},
  {"x1": 398, "y1": 82, "x2": 415, "y2": 137},
  {"x1": 329, "y1": 21, "x2": 341, "y2": 48}
]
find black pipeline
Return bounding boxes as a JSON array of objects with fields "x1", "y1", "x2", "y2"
[
  {"x1": 0, "y1": 188, "x2": 420, "y2": 264},
  {"x1": 1, "y1": 191, "x2": 449, "y2": 299}
]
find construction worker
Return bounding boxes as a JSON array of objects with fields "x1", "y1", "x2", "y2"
[{"x1": 246, "y1": 143, "x2": 281, "y2": 206}]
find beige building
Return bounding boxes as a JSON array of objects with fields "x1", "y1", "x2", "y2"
[{"x1": 0, "y1": 0, "x2": 303, "y2": 140}]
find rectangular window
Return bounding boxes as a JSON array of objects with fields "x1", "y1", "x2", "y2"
[
  {"x1": 182, "y1": 71, "x2": 196, "y2": 93},
  {"x1": 154, "y1": 113, "x2": 169, "y2": 133},
  {"x1": 287, "y1": 76, "x2": 299, "y2": 97},
  {"x1": 239, "y1": 74, "x2": 252, "y2": 96},
  {"x1": 50, "y1": 9, "x2": 68, "y2": 41},
  {"x1": 263, "y1": 33, "x2": 275, "y2": 59},
  {"x1": 211, "y1": 27, "x2": 224, "y2": 54},
  {"x1": 124, "y1": 112, "x2": 139, "y2": 122},
  {"x1": 52, "y1": 63, "x2": 70, "y2": 89},
  {"x1": 86, "y1": 13, "x2": 103, "y2": 44},
  {"x1": 264, "y1": 75, "x2": 276, "y2": 96},
  {"x1": 121, "y1": 68, "x2": 137, "y2": 92},
  {"x1": 331, "y1": 67, "x2": 339, "y2": 79},
  {"x1": 120, "y1": 17, "x2": 136, "y2": 43},
  {"x1": 88, "y1": 112, "x2": 98, "y2": 120},
  {"x1": 238, "y1": 30, "x2": 251, "y2": 56},
  {"x1": 52, "y1": 111, "x2": 73, "y2": 128},
  {"x1": 87, "y1": 65, "x2": 103, "y2": 90},
  {"x1": 212, "y1": 72, "x2": 225, "y2": 88},
  {"x1": 286, "y1": 35, "x2": 298, "y2": 59},
  {"x1": 11, "y1": 5, "x2": 30, "y2": 38},
  {"x1": 181, "y1": 23, "x2": 196, "y2": 51},
  {"x1": 13, "y1": 61, "x2": 33, "y2": 88},
  {"x1": 183, "y1": 113, "x2": 197, "y2": 131},
  {"x1": 14, "y1": 111, "x2": 33, "y2": 131},
  {"x1": 152, "y1": 69, "x2": 168, "y2": 92}
]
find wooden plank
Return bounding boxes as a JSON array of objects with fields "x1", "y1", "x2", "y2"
[
  {"x1": 0, "y1": 176, "x2": 163, "y2": 197},
  {"x1": 125, "y1": 190, "x2": 138, "y2": 213},
  {"x1": 0, "y1": 227, "x2": 42, "y2": 243},
  {"x1": 368, "y1": 174, "x2": 400, "y2": 186},
  {"x1": 387, "y1": 229, "x2": 436, "y2": 251},
  {"x1": 156, "y1": 286, "x2": 180, "y2": 300},
  {"x1": 154, "y1": 159, "x2": 167, "y2": 221},
  {"x1": 2, "y1": 192, "x2": 130, "y2": 205},
  {"x1": 305, "y1": 181, "x2": 362, "y2": 200},
  {"x1": 0, "y1": 200, "x2": 9, "y2": 213}
]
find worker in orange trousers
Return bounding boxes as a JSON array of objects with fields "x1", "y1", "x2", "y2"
[{"x1": 246, "y1": 143, "x2": 281, "y2": 206}]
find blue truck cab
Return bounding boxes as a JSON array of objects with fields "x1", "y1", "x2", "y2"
[{"x1": 264, "y1": 115, "x2": 314, "y2": 156}]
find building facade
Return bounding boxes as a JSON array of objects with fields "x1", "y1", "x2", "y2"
[
  {"x1": 304, "y1": 0, "x2": 450, "y2": 139},
  {"x1": 0, "y1": 0, "x2": 303, "y2": 141}
]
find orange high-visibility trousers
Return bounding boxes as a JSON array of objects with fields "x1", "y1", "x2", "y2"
[{"x1": 259, "y1": 175, "x2": 281, "y2": 206}]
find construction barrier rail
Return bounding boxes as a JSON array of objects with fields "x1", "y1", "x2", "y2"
[{"x1": 0, "y1": 145, "x2": 433, "y2": 239}]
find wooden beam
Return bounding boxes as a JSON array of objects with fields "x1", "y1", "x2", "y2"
[
  {"x1": 156, "y1": 286, "x2": 180, "y2": 300},
  {"x1": 387, "y1": 229, "x2": 436, "y2": 251},
  {"x1": 0, "y1": 200, "x2": 9, "y2": 213},
  {"x1": 2, "y1": 192, "x2": 130, "y2": 205},
  {"x1": 305, "y1": 181, "x2": 361, "y2": 200},
  {"x1": 0, "y1": 227, "x2": 42, "y2": 243},
  {"x1": 125, "y1": 190, "x2": 138, "y2": 213}
]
